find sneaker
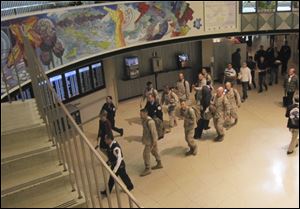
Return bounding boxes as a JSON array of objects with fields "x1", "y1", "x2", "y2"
[
  {"x1": 140, "y1": 169, "x2": 151, "y2": 177},
  {"x1": 120, "y1": 129, "x2": 124, "y2": 137},
  {"x1": 287, "y1": 151, "x2": 294, "y2": 155}
]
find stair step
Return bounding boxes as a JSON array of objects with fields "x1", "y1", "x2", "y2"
[
  {"x1": 1, "y1": 135, "x2": 52, "y2": 163},
  {"x1": 1, "y1": 124, "x2": 48, "y2": 148},
  {"x1": 1, "y1": 173, "x2": 81, "y2": 208},
  {"x1": 1, "y1": 99, "x2": 43, "y2": 134},
  {"x1": 1, "y1": 147, "x2": 60, "y2": 196},
  {"x1": 55, "y1": 198, "x2": 87, "y2": 208}
]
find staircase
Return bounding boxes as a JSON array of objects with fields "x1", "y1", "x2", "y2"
[{"x1": 1, "y1": 99, "x2": 86, "y2": 208}]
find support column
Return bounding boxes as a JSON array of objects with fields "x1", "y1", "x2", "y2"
[{"x1": 102, "y1": 58, "x2": 119, "y2": 107}]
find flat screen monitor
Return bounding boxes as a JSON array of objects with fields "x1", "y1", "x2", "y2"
[
  {"x1": 91, "y1": 62, "x2": 104, "y2": 88},
  {"x1": 50, "y1": 75, "x2": 66, "y2": 101},
  {"x1": 178, "y1": 54, "x2": 189, "y2": 68},
  {"x1": 125, "y1": 57, "x2": 139, "y2": 67},
  {"x1": 78, "y1": 66, "x2": 93, "y2": 93},
  {"x1": 64, "y1": 70, "x2": 79, "y2": 98}
]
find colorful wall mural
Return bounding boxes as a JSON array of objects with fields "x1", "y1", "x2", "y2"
[{"x1": 1, "y1": 1, "x2": 205, "y2": 95}]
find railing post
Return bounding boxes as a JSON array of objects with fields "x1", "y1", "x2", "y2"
[
  {"x1": 90, "y1": 151, "x2": 104, "y2": 208},
  {"x1": 78, "y1": 137, "x2": 96, "y2": 208},
  {"x1": 115, "y1": 182, "x2": 122, "y2": 208},
  {"x1": 62, "y1": 115, "x2": 83, "y2": 198},
  {"x1": 101, "y1": 164, "x2": 113, "y2": 208},
  {"x1": 69, "y1": 125, "x2": 90, "y2": 206}
]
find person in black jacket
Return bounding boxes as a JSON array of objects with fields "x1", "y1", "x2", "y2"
[
  {"x1": 101, "y1": 96, "x2": 124, "y2": 136},
  {"x1": 285, "y1": 94, "x2": 299, "y2": 155},
  {"x1": 232, "y1": 48, "x2": 241, "y2": 74},
  {"x1": 96, "y1": 111, "x2": 113, "y2": 155},
  {"x1": 144, "y1": 94, "x2": 163, "y2": 121},
  {"x1": 247, "y1": 56, "x2": 257, "y2": 90},
  {"x1": 254, "y1": 45, "x2": 267, "y2": 63},
  {"x1": 194, "y1": 81, "x2": 213, "y2": 139},
  {"x1": 279, "y1": 41, "x2": 291, "y2": 76},
  {"x1": 101, "y1": 133, "x2": 134, "y2": 197},
  {"x1": 257, "y1": 56, "x2": 268, "y2": 93},
  {"x1": 266, "y1": 44, "x2": 275, "y2": 86}
]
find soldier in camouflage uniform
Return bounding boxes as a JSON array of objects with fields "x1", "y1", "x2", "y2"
[
  {"x1": 180, "y1": 100, "x2": 198, "y2": 156},
  {"x1": 224, "y1": 82, "x2": 241, "y2": 128},
  {"x1": 210, "y1": 87, "x2": 230, "y2": 142}
]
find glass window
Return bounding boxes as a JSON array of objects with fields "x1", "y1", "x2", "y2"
[
  {"x1": 277, "y1": 1, "x2": 292, "y2": 11},
  {"x1": 258, "y1": 1, "x2": 276, "y2": 12},
  {"x1": 242, "y1": 1, "x2": 257, "y2": 13},
  {"x1": 78, "y1": 66, "x2": 93, "y2": 93},
  {"x1": 292, "y1": 1, "x2": 299, "y2": 11},
  {"x1": 64, "y1": 70, "x2": 79, "y2": 98},
  {"x1": 50, "y1": 75, "x2": 66, "y2": 101},
  {"x1": 91, "y1": 62, "x2": 104, "y2": 88}
]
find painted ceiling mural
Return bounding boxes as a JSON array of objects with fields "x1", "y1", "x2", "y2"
[{"x1": 1, "y1": 1, "x2": 203, "y2": 95}]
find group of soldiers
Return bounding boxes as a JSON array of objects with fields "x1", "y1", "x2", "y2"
[
  {"x1": 137, "y1": 70, "x2": 243, "y2": 176},
  {"x1": 96, "y1": 61, "x2": 298, "y2": 197}
]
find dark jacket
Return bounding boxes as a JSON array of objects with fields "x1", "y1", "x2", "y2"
[
  {"x1": 98, "y1": 120, "x2": 112, "y2": 149},
  {"x1": 145, "y1": 101, "x2": 163, "y2": 121},
  {"x1": 254, "y1": 49, "x2": 267, "y2": 62},
  {"x1": 286, "y1": 103, "x2": 299, "y2": 129},
  {"x1": 257, "y1": 60, "x2": 268, "y2": 75},
  {"x1": 279, "y1": 45, "x2": 291, "y2": 61},
  {"x1": 232, "y1": 51, "x2": 241, "y2": 70},
  {"x1": 101, "y1": 102, "x2": 116, "y2": 123},
  {"x1": 201, "y1": 85, "x2": 212, "y2": 111},
  {"x1": 247, "y1": 60, "x2": 256, "y2": 71},
  {"x1": 266, "y1": 47, "x2": 275, "y2": 67}
]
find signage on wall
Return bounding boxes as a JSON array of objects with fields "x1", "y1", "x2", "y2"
[{"x1": 204, "y1": 1, "x2": 237, "y2": 32}]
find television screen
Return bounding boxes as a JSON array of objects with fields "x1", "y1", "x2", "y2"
[
  {"x1": 64, "y1": 70, "x2": 79, "y2": 98},
  {"x1": 50, "y1": 75, "x2": 66, "y2": 101},
  {"x1": 178, "y1": 54, "x2": 189, "y2": 68},
  {"x1": 91, "y1": 62, "x2": 104, "y2": 88},
  {"x1": 78, "y1": 66, "x2": 93, "y2": 93},
  {"x1": 125, "y1": 57, "x2": 139, "y2": 67},
  {"x1": 178, "y1": 54, "x2": 189, "y2": 62}
]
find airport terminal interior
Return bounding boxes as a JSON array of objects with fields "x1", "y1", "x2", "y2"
[{"x1": 1, "y1": 1, "x2": 299, "y2": 208}]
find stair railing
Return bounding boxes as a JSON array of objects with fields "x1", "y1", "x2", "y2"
[{"x1": 22, "y1": 28, "x2": 142, "y2": 208}]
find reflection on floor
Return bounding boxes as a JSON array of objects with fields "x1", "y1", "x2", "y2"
[{"x1": 83, "y1": 77, "x2": 299, "y2": 208}]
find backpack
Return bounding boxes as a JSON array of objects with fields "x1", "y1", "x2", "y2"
[
  {"x1": 190, "y1": 105, "x2": 201, "y2": 122},
  {"x1": 148, "y1": 117, "x2": 165, "y2": 140},
  {"x1": 290, "y1": 105, "x2": 299, "y2": 127}
]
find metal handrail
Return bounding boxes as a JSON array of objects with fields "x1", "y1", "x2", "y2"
[{"x1": 22, "y1": 30, "x2": 142, "y2": 208}]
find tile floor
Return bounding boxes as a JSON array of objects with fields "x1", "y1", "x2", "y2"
[{"x1": 83, "y1": 78, "x2": 299, "y2": 208}]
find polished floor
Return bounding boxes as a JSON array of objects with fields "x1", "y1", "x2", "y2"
[{"x1": 83, "y1": 77, "x2": 299, "y2": 208}]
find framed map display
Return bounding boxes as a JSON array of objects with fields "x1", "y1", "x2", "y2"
[{"x1": 204, "y1": 1, "x2": 237, "y2": 32}]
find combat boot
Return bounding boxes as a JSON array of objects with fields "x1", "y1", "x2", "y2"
[
  {"x1": 152, "y1": 161, "x2": 163, "y2": 170},
  {"x1": 140, "y1": 168, "x2": 151, "y2": 177}
]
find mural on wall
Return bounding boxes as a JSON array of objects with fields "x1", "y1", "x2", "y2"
[{"x1": 1, "y1": 1, "x2": 200, "y2": 95}]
